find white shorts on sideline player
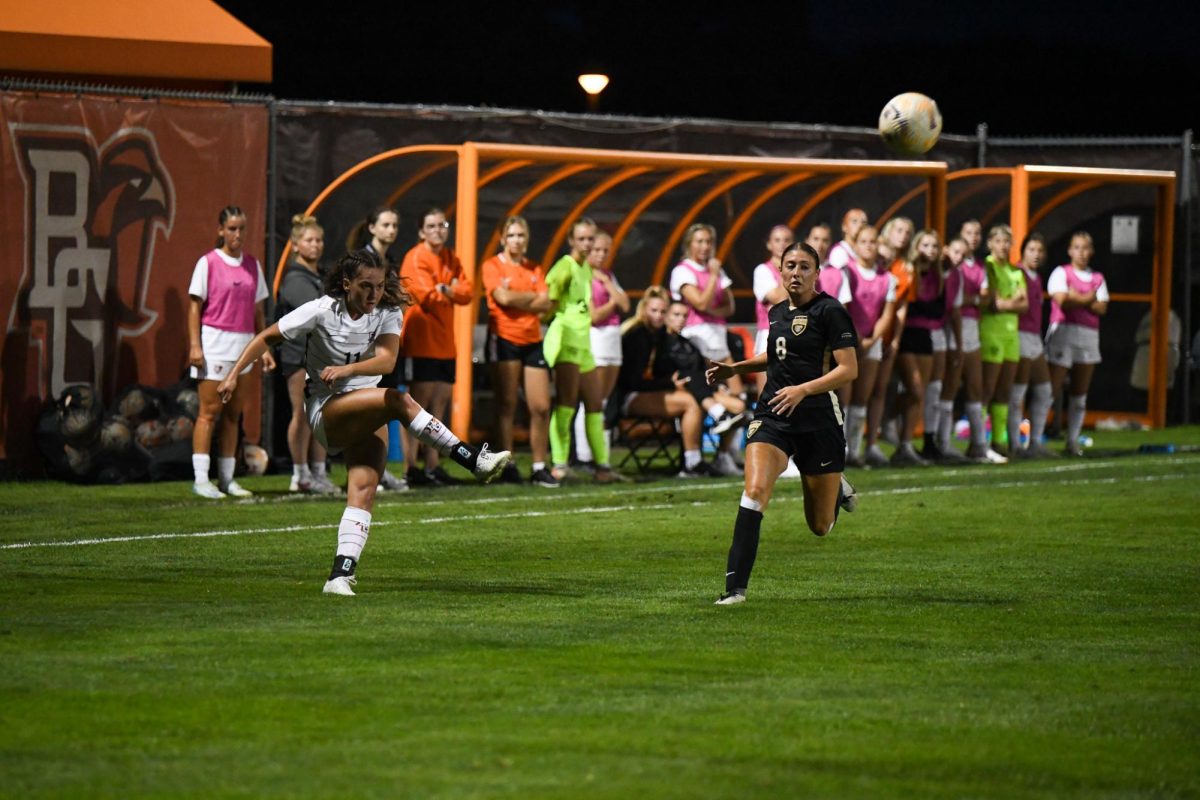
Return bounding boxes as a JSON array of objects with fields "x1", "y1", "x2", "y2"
[
  {"x1": 1046, "y1": 323, "x2": 1101, "y2": 367},
  {"x1": 959, "y1": 316, "x2": 981, "y2": 354},
  {"x1": 590, "y1": 325, "x2": 622, "y2": 367},
  {"x1": 1019, "y1": 331, "x2": 1045, "y2": 360},
  {"x1": 682, "y1": 323, "x2": 731, "y2": 362}
]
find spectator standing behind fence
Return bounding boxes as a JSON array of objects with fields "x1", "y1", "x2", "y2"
[
  {"x1": 1011, "y1": 233, "x2": 1057, "y2": 458},
  {"x1": 870, "y1": 216, "x2": 915, "y2": 460},
  {"x1": 670, "y1": 223, "x2": 744, "y2": 475},
  {"x1": 277, "y1": 214, "x2": 340, "y2": 494},
  {"x1": 891, "y1": 228, "x2": 942, "y2": 466},
  {"x1": 353, "y1": 206, "x2": 408, "y2": 492},
  {"x1": 187, "y1": 205, "x2": 274, "y2": 499},
  {"x1": 842, "y1": 225, "x2": 896, "y2": 468},
  {"x1": 805, "y1": 223, "x2": 833, "y2": 266},
  {"x1": 939, "y1": 220, "x2": 1003, "y2": 463},
  {"x1": 544, "y1": 218, "x2": 618, "y2": 483},
  {"x1": 1046, "y1": 232, "x2": 1108, "y2": 457},
  {"x1": 979, "y1": 224, "x2": 1028, "y2": 457},
  {"x1": 482, "y1": 215, "x2": 558, "y2": 488},
  {"x1": 752, "y1": 225, "x2": 795, "y2": 395},
  {"x1": 398, "y1": 208, "x2": 473, "y2": 486},
  {"x1": 573, "y1": 230, "x2": 629, "y2": 471}
]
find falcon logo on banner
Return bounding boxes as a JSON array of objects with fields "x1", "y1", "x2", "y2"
[{"x1": 7, "y1": 126, "x2": 175, "y2": 399}]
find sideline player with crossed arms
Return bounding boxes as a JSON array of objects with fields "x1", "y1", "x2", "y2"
[
  {"x1": 706, "y1": 241, "x2": 859, "y2": 605},
  {"x1": 217, "y1": 250, "x2": 511, "y2": 596}
]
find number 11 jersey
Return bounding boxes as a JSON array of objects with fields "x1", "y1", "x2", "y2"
[
  {"x1": 277, "y1": 295, "x2": 403, "y2": 400},
  {"x1": 756, "y1": 292, "x2": 857, "y2": 433}
]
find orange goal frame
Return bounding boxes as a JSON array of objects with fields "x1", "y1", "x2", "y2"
[
  {"x1": 953, "y1": 166, "x2": 1175, "y2": 428},
  {"x1": 279, "y1": 142, "x2": 949, "y2": 437}
]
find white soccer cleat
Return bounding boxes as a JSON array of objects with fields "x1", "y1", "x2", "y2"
[
  {"x1": 289, "y1": 477, "x2": 312, "y2": 493},
  {"x1": 715, "y1": 592, "x2": 746, "y2": 605},
  {"x1": 221, "y1": 480, "x2": 254, "y2": 498},
  {"x1": 473, "y1": 444, "x2": 512, "y2": 484},
  {"x1": 322, "y1": 575, "x2": 357, "y2": 596},
  {"x1": 310, "y1": 475, "x2": 342, "y2": 495},
  {"x1": 839, "y1": 474, "x2": 858, "y2": 513},
  {"x1": 192, "y1": 481, "x2": 226, "y2": 500}
]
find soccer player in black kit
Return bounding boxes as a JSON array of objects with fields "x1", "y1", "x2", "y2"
[{"x1": 706, "y1": 241, "x2": 859, "y2": 604}]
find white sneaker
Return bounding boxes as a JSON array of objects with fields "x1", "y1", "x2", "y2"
[
  {"x1": 715, "y1": 592, "x2": 746, "y2": 605},
  {"x1": 983, "y1": 447, "x2": 1009, "y2": 464},
  {"x1": 193, "y1": 481, "x2": 226, "y2": 499},
  {"x1": 712, "y1": 451, "x2": 743, "y2": 476},
  {"x1": 473, "y1": 444, "x2": 512, "y2": 484},
  {"x1": 839, "y1": 474, "x2": 858, "y2": 513},
  {"x1": 378, "y1": 469, "x2": 408, "y2": 492},
  {"x1": 322, "y1": 575, "x2": 357, "y2": 596},
  {"x1": 289, "y1": 477, "x2": 313, "y2": 493},
  {"x1": 710, "y1": 411, "x2": 746, "y2": 436},
  {"x1": 864, "y1": 444, "x2": 889, "y2": 467},
  {"x1": 221, "y1": 480, "x2": 253, "y2": 498},
  {"x1": 310, "y1": 475, "x2": 342, "y2": 495}
]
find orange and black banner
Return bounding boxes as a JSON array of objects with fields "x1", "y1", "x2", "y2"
[{"x1": 0, "y1": 90, "x2": 268, "y2": 471}]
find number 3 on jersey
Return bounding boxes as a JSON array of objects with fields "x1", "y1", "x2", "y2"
[{"x1": 775, "y1": 336, "x2": 787, "y2": 360}]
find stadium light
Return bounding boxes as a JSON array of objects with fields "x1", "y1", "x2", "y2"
[
  {"x1": 577, "y1": 74, "x2": 610, "y2": 96},
  {"x1": 578, "y1": 73, "x2": 609, "y2": 112}
]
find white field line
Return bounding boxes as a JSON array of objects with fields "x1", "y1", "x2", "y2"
[
  {"x1": 1, "y1": 468, "x2": 1192, "y2": 551},
  {"x1": 0, "y1": 503, "x2": 680, "y2": 550},
  {"x1": 224, "y1": 452, "x2": 1200, "y2": 510}
]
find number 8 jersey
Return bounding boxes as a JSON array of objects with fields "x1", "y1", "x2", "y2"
[
  {"x1": 277, "y1": 295, "x2": 403, "y2": 400},
  {"x1": 756, "y1": 293, "x2": 857, "y2": 432}
]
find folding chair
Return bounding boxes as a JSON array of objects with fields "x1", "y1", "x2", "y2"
[{"x1": 613, "y1": 416, "x2": 682, "y2": 474}]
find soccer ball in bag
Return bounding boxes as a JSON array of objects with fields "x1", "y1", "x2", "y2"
[{"x1": 879, "y1": 92, "x2": 942, "y2": 156}]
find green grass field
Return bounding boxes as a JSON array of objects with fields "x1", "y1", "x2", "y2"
[{"x1": 2, "y1": 428, "x2": 1198, "y2": 798}]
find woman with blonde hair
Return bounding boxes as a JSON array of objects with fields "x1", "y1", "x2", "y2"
[
  {"x1": 482, "y1": 215, "x2": 557, "y2": 487},
  {"x1": 613, "y1": 286, "x2": 713, "y2": 477},
  {"x1": 891, "y1": 228, "x2": 944, "y2": 465},
  {"x1": 276, "y1": 214, "x2": 339, "y2": 494},
  {"x1": 841, "y1": 224, "x2": 896, "y2": 467},
  {"x1": 669, "y1": 223, "x2": 742, "y2": 475}
]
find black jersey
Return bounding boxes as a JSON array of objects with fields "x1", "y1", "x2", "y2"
[{"x1": 755, "y1": 292, "x2": 856, "y2": 432}]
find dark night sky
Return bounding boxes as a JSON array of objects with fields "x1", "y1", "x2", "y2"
[{"x1": 217, "y1": 1, "x2": 1197, "y2": 138}]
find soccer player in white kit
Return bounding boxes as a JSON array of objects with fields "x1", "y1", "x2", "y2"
[{"x1": 217, "y1": 251, "x2": 511, "y2": 596}]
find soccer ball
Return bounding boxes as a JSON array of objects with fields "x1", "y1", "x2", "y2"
[
  {"x1": 99, "y1": 418, "x2": 133, "y2": 453},
  {"x1": 243, "y1": 444, "x2": 269, "y2": 476},
  {"x1": 878, "y1": 92, "x2": 942, "y2": 156},
  {"x1": 135, "y1": 419, "x2": 169, "y2": 449}
]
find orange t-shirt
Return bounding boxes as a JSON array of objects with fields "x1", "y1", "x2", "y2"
[
  {"x1": 886, "y1": 258, "x2": 915, "y2": 341},
  {"x1": 399, "y1": 242, "x2": 474, "y2": 359},
  {"x1": 890, "y1": 258, "x2": 914, "y2": 303},
  {"x1": 482, "y1": 254, "x2": 546, "y2": 345}
]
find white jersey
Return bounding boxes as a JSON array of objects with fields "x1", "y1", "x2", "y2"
[
  {"x1": 753, "y1": 261, "x2": 782, "y2": 303},
  {"x1": 277, "y1": 295, "x2": 403, "y2": 400}
]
